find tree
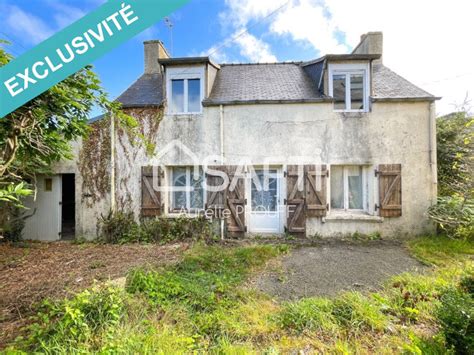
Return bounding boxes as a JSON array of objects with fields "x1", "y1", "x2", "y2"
[
  {"x1": 436, "y1": 111, "x2": 473, "y2": 197},
  {"x1": 0, "y1": 42, "x2": 134, "y2": 240},
  {"x1": 428, "y1": 109, "x2": 473, "y2": 239},
  {"x1": 0, "y1": 41, "x2": 135, "y2": 196}
]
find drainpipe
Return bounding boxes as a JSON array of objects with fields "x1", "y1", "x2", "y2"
[
  {"x1": 110, "y1": 113, "x2": 116, "y2": 212},
  {"x1": 428, "y1": 102, "x2": 438, "y2": 204},
  {"x1": 219, "y1": 104, "x2": 225, "y2": 240},
  {"x1": 220, "y1": 104, "x2": 225, "y2": 162}
]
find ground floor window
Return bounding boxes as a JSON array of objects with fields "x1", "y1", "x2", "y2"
[
  {"x1": 170, "y1": 167, "x2": 205, "y2": 212},
  {"x1": 330, "y1": 165, "x2": 367, "y2": 211}
]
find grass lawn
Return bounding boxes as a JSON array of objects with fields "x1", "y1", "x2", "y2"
[{"x1": 4, "y1": 236, "x2": 473, "y2": 354}]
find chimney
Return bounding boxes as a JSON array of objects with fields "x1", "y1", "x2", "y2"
[
  {"x1": 143, "y1": 40, "x2": 170, "y2": 74},
  {"x1": 352, "y1": 32, "x2": 383, "y2": 63}
]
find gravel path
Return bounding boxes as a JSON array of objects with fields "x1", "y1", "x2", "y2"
[{"x1": 254, "y1": 242, "x2": 425, "y2": 300}]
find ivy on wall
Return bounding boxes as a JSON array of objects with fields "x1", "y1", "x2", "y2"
[
  {"x1": 78, "y1": 108, "x2": 163, "y2": 209},
  {"x1": 116, "y1": 108, "x2": 163, "y2": 210},
  {"x1": 78, "y1": 117, "x2": 111, "y2": 207}
]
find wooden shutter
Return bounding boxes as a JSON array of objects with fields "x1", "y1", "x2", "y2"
[
  {"x1": 205, "y1": 166, "x2": 227, "y2": 217},
  {"x1": 305, "y1": 165, "x2": 328, "y2": 217},
  {"x1": 286, "y1": 165, "x2": 306, "y2": 234},
  {"x1": 378, "y1": 164, "x2": 402, "y2": 217},
  {"x1": 225, "y1": 166, "x2": 246, "y2": 235},
  {"x1": 141, "y1": 166, "x2": 163, "y2": 217}
]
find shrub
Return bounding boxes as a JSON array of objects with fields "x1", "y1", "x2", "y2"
[
  {"x1": 437, "y1": 287, "x2": 474, "y2": 354},
  {"x1": 140, "y1": 215, "x2": 215, "y2": 243},
  {"x1": 428, "y1": 196, "x2": 474, "y2": 240},
  {"x1": 97, "y1": 210, "x2": 215, "y2": 244},
  {"x1": 97, "y1": 210, "x2": 139, "y2": 243},
  {"x1": 20, "y1": 285, "x2": 126, "y2": 352},
  {"x1": 460, "y1": 275, "x2": 474, "y2": 296}
]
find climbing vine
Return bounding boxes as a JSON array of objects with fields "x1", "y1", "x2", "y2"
[
  {"x1": 116, "y1": 108, "x2": 163, "y2": 210},
  {"x1": 78, "y1": 117, "x2": 111, "y2": 207},
  {"x1": 78, "y1": 108, "x2": 163, "y2": 209}
]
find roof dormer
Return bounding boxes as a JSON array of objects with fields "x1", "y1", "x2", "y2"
[{"x1": 160, "y1": 57, "x2": 220, "y2": 114}]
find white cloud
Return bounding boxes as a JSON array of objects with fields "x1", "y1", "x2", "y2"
[
  {"x1": 2, "y1": 5, "x2": 54, "y2": 45},
  {"x1": 233, "y1": 30, "x2": 277, "y2": 62},
  {"x1": 270, "y1": 0, "x2": 348, "y2": 54},
  {"x1": 47, "y1": 2, "x2": 86, "y2": 29},
  {"x1": 200, "y1": 44, "x2": 230, "y2": 63}
]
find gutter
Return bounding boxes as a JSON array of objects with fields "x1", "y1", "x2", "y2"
[
  {"x1": 203, "y1": 97, "x2": 333, "y2": 107},
  {"x1": 371, "y1": 96, "x2": 441, "y2": 103}
]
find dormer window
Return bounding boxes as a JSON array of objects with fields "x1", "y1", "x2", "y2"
[
  {"x1": 166, "y1": 67, "x2": 204, "y2": 114},
  {"x1": 328, "y1": 63, "x2": 369, "y2": 112}
]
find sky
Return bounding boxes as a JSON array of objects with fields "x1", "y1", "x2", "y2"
[{"x1": 0, "y1": 0, "x2": 473, "y2": 116}]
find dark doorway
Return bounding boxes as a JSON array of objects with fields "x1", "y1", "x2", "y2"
[{"x1": 61, "y1": 174, "x2": 76, "y2": 240}]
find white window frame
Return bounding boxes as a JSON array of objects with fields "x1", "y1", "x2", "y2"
[
  {"x1": 166, "y1": 66, "x2": 205, "y2": 115},
  {"x1": 328, "y1": 63, "x2": 370, "y2": 113},
  {"x1": 169, "y1": 166, "x2": 206, "y2": 212},
  {"x1": 329, "y1": 165, "x2": 368, "y2": 213}
]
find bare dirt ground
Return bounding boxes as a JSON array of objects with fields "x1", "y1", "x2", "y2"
[
  {"x1": 253, "y1": 241, "x2": 426, "y2": 300},
  {"x1": 0, "y1": 241, "x2": 188, "y2": 348}
]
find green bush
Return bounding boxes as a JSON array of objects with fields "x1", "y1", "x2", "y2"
[
  {"x1": 97, "y1": 210, "x2": 215, "y2": 244},
  {"x1": 140, "y1": 215, "x2": 215, "y2": 243},
  {"x1": 19, "y1": 285, "x2": 126, "y2": 352},
  {"x1": 428, "y1": 196, "x2": 474, "y2": 240},
  {"x1": 437, "y1": 287, "x2": 474, "y2": 354},
  {"x1": 460, "y1": 275, "x2": 474, "y2": 296},
  {"x1": 97, "y1": 210, "x2": 139, "y2": 243}
]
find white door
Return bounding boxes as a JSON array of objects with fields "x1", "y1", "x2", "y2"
[
  {"x1": 23, "y1": 175, "x2": 62, "y2": 241},
  {"x1": 248, "y1": 169, "x2": 283, "y2": 234}
]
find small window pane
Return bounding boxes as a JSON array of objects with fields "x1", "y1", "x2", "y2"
[
  {"x1": 251, "y1": 171, "x2": 277, "y2": 212},
  {"x1": 171, "y1": 79, "x2": 184, "y2": 113},
  {"x1": 188, "y1": 79, "x2": 201, "y2": 113},
  {"x1": 44, "y1": 178, "x2": 53, "y2": 192},
  {"x1": 330, "y1": 166, "x2": 344, "y2": 209},
  {"x1": 172, "y1": 168, "x2": 187, "y2": 209},
  {"x1": 333, "y1": 74, "x2": 346, "y2": 110},
  {"x1": 350, "y1": 74, "x2": 364, "y2": 110},
  {"x1": 347, "y1": 166, "x2": 363, "y2": 209},
  {"x1": 190, "y1": 170, "x2": 204, "y2": 209}
]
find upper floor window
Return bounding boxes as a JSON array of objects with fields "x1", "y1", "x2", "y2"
[
  {"x1": 167, "y1": 67, "x2": 204, "y2": 114},
  {"x1": 329, "y1": 63, "x2": 369, "y2": 112}
]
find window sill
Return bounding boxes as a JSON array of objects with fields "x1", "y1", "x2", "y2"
[
  {"x1": 166, "y1": 112, "x2": 203, "y2": 116},
  {"x1": 323, "y1": 212, "x2": 383, "y2": 223}
]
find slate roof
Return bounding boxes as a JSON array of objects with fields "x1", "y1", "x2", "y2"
[
  {"x1": 204, "y1": 63, "x2": 328, "y2": 106},
  {"x1": 371, "y1": 64, "x2": 436, "y2": 100},
  {"x1": 113, "y1": 58, "x2": 437, "y2": 109},
  {"x1": 116, "y1": 73, "x2": 163, "y2": 108}
]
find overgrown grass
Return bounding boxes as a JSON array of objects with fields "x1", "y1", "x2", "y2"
[
  {"x1": 7, "y1": 236, "x2": 474, "y2": 354},
  {"x1": 408, "y1": 235, "x2": 474, "y2": 266}
]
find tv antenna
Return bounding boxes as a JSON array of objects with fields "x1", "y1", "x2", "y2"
[{"x1": 164, "y1": 17, "x2": 174, "y2": 56}]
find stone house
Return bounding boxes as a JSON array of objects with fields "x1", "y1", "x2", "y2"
[{"x1": 23, "y1": 32, "x2": 439, "y2": 240}]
